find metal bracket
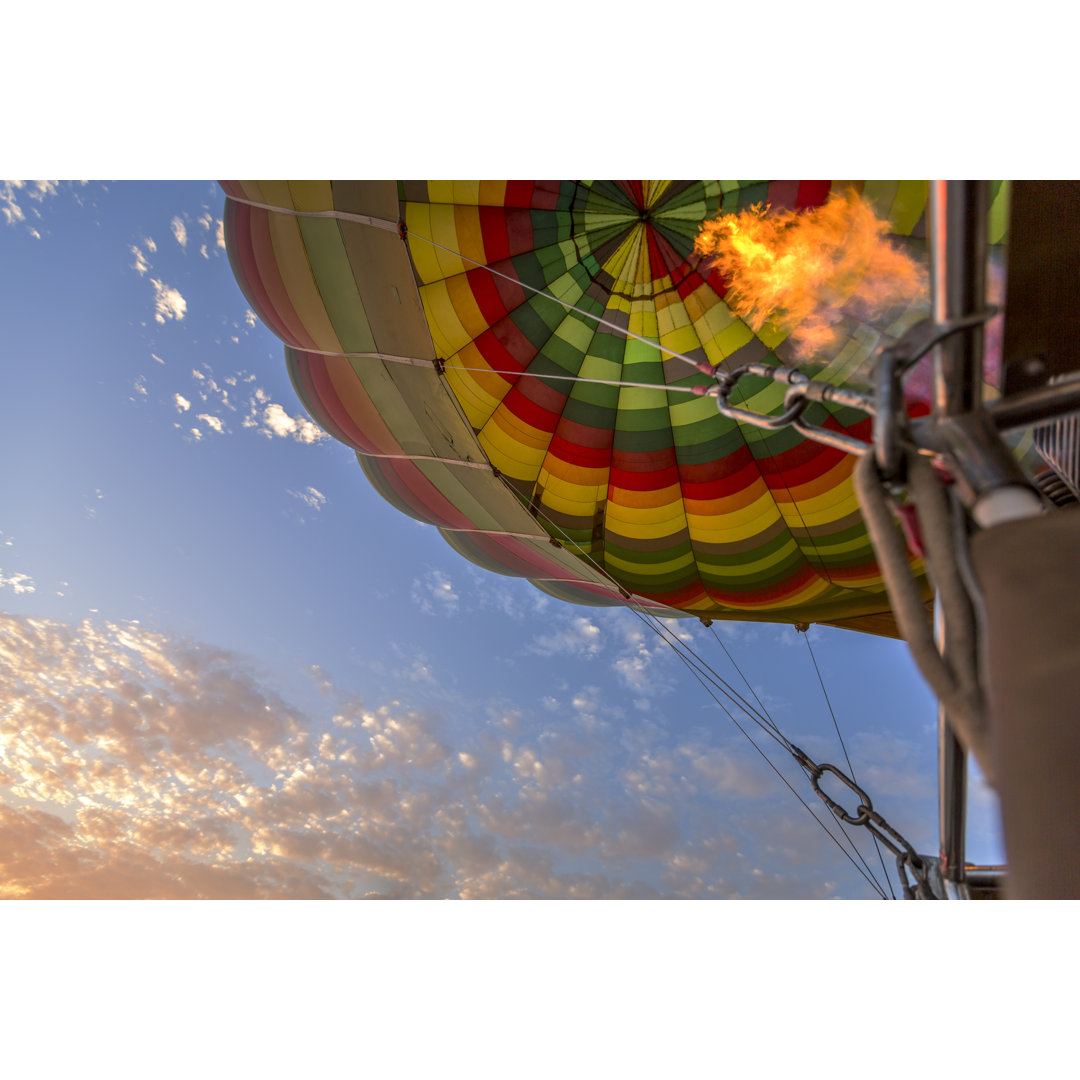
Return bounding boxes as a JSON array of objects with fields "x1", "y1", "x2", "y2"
[
  {"x1": 872, "y1": 311, "x2": 999, "y2": 482},
  {"x1": 709, "y1": 362, "x2": 876, "y2": 455}
]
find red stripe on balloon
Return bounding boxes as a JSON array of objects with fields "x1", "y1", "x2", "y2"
[
  {"x1": 458, "y1": 532, "x2": 598, "y2": 581},
  {"x1": 678, "y1": 455, "x2": 761, "y2": 501},
  {"x1": 373, "y1": 459, "x2": 476, "y2": 531},
  {"x1": 225, "y1": 203, "x2": 295, "y2": 345},
  {"x1": 646, "y1": 225, "x2": 686, "y2": 281},
  {"x1": 504, "y1": 181, "x2": 535, "y2": 208},
  {"x1": 531, "y1": 181, "x2": 563, "y2": 210},
  {"x1": 246, "y1": 208, "x2": 320, "y2": 352},
  {"x1": 502, "y1": 383, "x2": 564, "y2": 435},
  {"x1": 477, "y1": 206, "x2": 511, "y2": 263},
  {"x1": 467, "y1": 267, "x2": 510, "y2": 328},
  {"x1": 504, "y1": 208, "x2": 535, "y2": 257},
  {"x1": 547, "y1": 432, "x2": 613, "y2": 471},
  {"x1": 610, "y1": 447, "x2": 680, "y2": 491},
  {"x1": 482, "y1": 316, "x2": 539, "y2": 371},
  {"x1": 796, "y1": 181, "x2": 832, "y2": 209},
  {"x1": 300, "y1": 354, "x2": 388, "y2": 455},
  {"x1": 765, "y1": 180, "x2": 800, "y2": 212},
  {"x1": 703, "y1": 561, "x2": 820, "y2": 606}
]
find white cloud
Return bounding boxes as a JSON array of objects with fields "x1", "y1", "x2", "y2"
[
  {"x1": 215, "y1": 218, "x2": 225, "y2": 249},
  {"x1": 289, "y1": 486, "x2": 327, "y2": 511},
  {"x1": 259, "y1": 403, "x2": 326, "y2": 443},
  {"x1": 684, "y1": 746, "x2": 773, "y2": 799},
  {"x1": 173, "y1": 393, "x2": 190, "y2": 412},
  {"x1": 1, "y1": 180, "x2": 61, "y2": 231},
  {"x1": 166, "y1": 365, "x2": 326, "y2": 447},
  {"x1": 145, "y1": 237, "x2": 157, "y2": 253},
  {"x1": 245, "y1": 309, "x2": 257, "y2": 327},
  {"x1": 150, "y1": 279, "x2": 187, "y2": 323},
  {"x1": 151, "y1": 353, "x2": 165, "y2": 365},
  {"x1": 170, "y1": 216, "x2": 188, "y2": 248},
  {"x1": 411, "y1": 569, "x2": 459, "y2": 616},
  {"x1": 528, "y1": 615, "x2": 603, "y2": 657},
  {"x1": 1, "y1": 181, "x2": 27, "y2": 225},
  {"x1": 608, "y1": 617, "x2": 691, "y2": 700},
  {"x1": 0, "y1": 569, "x2": 36, "y2": 594},
  {"x1": 130, "y1": 244, "x2": 151, "y2": 275},
  {"x1": 196, "y1": 414, "x2": 224, "y2": 434},
  {"x1": 197, "y1": 212, "x2": 213, "y2": 231}
]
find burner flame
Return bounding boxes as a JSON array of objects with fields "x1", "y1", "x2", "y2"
[{"x1": 695, "y1": 189, "x2": 927, "y2": 359}]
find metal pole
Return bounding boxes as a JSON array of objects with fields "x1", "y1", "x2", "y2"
[
  {"x1": 930, "y1": 181, "x2": 987, "y2": 415},
  {"x1": 929, "y1": 180, "x2": 989, "y2": 893}
]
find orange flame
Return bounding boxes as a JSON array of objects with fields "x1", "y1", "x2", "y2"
[{"x1": 695, "y1": 189, "x2": 927, "y2": 359}]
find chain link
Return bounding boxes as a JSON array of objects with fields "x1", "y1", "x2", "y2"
[{"x1": 791, "y1": 745, "x2": 937, "y2": 899}]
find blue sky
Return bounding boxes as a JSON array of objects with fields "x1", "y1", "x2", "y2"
[{"x1": 0, "y1": 178, "x2": 1008, "y2": 900}]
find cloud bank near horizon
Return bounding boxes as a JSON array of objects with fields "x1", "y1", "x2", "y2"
[{"x1": 0, "y1": 611, "x2": 910, "y2": 900}]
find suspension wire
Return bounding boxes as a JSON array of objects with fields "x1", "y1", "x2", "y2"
[
  {"x1": 443, "y1": 362, "x2": 708, "y2": 396},
  {"x1": 660, "y1": 628, "x2": 889, "y2": 898},
  {"x1": 403, "y1": 228, "x2": 708, "y2": 376},
  {"x1": 800, "y1": 629, "x2": 897, "y2": 898},
  {"x1": 644, "y1": 615, "x2": 890, "y2": 896},
  {"x1": 702, "y1": 381, "x2": 896, "y2": 890},
  {"x1": 642, "y1": 617, "x2": 792, "y2": 751},
  {"x1": 709, "y1": 625, "x2": 777, "y2": 728}
]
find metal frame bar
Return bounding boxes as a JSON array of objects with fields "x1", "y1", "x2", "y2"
[{"x1": 929, "y1": 180, "x2": 988, "y2": 894}]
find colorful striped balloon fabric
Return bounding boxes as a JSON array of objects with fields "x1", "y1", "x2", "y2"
[{"x1": 220, "y1": 180, "x2": 982, "y2": 635}]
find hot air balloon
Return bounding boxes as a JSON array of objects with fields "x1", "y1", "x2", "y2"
[
  {"x1": 222, "y1": 180, "x2": 994, "y2": 638},
  {"x1": 219, "y1": 180, "x2": 1080, "y2": 900}
]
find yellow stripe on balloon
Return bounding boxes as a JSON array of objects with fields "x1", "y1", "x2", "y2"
[
  {"x1": 535, "y1": 473, "x2": 606, "y2": 519},
  {"x1": 477, "y1": 180, "x2": 508, "y2": 207},
  {"x1": 427, "y1": 204, "x2": 471, "y2": 279},
  {"x1": 252, "y1": 180, "x2": 295, "y2": 210},
  {"x1": 686, "y1": 498, "x2": 782, "y2": 545},
  {"x1": 604, "y1": 547, "x2": 697, "y2": 578},
  {"x1": 452, "y1": 205, "x2": 487, "y2": 265},
  {"x1": 774, "y1": 485, "x2": 862, "y2": 528},
  {"x1": 444, "y1": 272, "x2": 491, "y2": 343},
  {"x1": 404, "y1": 204, "x2": 444, "y2": 283},
  {"x1": 288, "y1": 181, "x2": 334, "y2": 213}
]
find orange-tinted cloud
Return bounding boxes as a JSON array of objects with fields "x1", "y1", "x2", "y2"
[{"x1": 0, "y1": 613, "x2": 930, "y2": 899}]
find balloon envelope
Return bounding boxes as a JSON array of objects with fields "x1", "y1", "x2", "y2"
[{"x1": 222, "y1": 180, "x2": 954, "y2": 635}]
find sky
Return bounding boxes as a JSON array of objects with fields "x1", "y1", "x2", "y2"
[
  {"x1": 3, "y1": 10, "x2": 1076, "y2": 1074},
  {"x1": 0, "y1": 178, "x2": 1010, "y2": 902}
]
